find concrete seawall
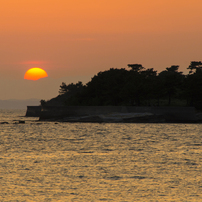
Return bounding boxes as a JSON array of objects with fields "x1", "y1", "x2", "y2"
[
  {"x1": 25, "y1": 106, "x2": 41, "y2": 117},
  {"x1": 37, "y1": 106, "x2": 197, "y2": 123}
]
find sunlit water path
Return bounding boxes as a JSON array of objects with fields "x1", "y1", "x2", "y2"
[{"x1": 0, "y1": 110, "x2": 202, "y2": 201}]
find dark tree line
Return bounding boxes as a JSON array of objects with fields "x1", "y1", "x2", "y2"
[{"x1": 43, "y1": 61, "x2": 202, "y2": 109}]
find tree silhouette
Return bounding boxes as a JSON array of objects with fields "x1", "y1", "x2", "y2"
[
  {"x1": 40, "y1": 99, "x2": 46, "y2": 106},
  {"x1": 187, "y1": 61, "x2": 202, "y2": 74},
  {"x1": 59, "y1": 81, "x2": 83, "y2": 95},
  {"x1": 185, "y1": 61, "x2": 202, "y2": 109},
  {"x1": 127, "y1": 64, "x2": 144, "y2": 72},
  {"x1": 43, "y1": 62, "x2": 202, "y2": 109},
  {"x1": 158, "y1": 65, "x2": 184, "y2": 105},
  {"x1": 84, "y1": 68, "x2": 128, "y2": 105}
]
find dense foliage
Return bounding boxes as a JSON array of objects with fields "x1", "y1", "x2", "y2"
[{"x1": 43, "y1": 61, "x2": 202, "y2": 109}]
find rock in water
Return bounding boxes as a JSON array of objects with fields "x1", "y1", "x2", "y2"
[{"x1": 19, "y1": 121, "x2": 25, "y2": 124}]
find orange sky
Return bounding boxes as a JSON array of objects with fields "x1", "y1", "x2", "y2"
[{"x1": 0, "y1": 0, "x2": 202, "y2": 99}]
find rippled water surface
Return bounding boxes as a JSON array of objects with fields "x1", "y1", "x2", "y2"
[{"x1": 0, "y1": 110, "x2": 202, "y2": 201}]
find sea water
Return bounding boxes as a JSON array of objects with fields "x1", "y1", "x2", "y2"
[{"x1": 0, "y1": 109, "x2": 202, "y2": 202}]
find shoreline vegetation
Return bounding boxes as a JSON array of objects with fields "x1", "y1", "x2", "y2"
[
  {"x1": 41, "y1": 61, "x2": 202, "y2": 109},
  {"x1": 27, "y1": 61, "x2": 202, "y2": 123}
]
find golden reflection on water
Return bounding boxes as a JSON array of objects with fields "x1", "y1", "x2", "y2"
[{"x1": 0, "y1": 121, "x2": 202, "y2": 201}]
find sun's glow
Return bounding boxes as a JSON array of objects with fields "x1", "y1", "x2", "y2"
[{"x1": 24, "y1": 67, "x2": 48, "y2": 80}]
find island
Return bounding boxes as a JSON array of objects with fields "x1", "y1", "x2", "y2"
[{"x1": 26, "y1": 62, "x2": 202, "y2": 123}]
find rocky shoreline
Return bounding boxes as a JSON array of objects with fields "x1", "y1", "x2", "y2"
[
  {"x1": 24, "y1": 106, "x2": 201, "y2": 123},
  {"x1": 47, "y1": 113, "x2": 166, "y2": 123},
  {"x1": 39, "y1": 113, "x2": 202, "y2": 123},
  {"x1": 1, "y1": 107, "x2": 201, "y2": 124},
  {"x1": 39, "y1": 106, "x2": 199, "y2": 123}
]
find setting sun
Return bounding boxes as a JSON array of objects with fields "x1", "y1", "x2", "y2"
[{"x1": 24, "y1": 67, "x2": 48, "y2": 81}]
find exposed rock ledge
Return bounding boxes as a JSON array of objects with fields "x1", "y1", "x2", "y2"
[
  {"x1": 26, "y1": 106, "x2": 199, "y2": 123},
  {"x1": 43, "y1": 113, "x2": 166, "y2": 123}
]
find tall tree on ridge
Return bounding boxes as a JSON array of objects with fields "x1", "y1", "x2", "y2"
[{"x1": 158, "y1": 65, "x2": 184, "y2": 106}]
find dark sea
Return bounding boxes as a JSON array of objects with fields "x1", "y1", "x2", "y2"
[{"x1": 0, "y1": 109, "x2": 202, "y2": 201}]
